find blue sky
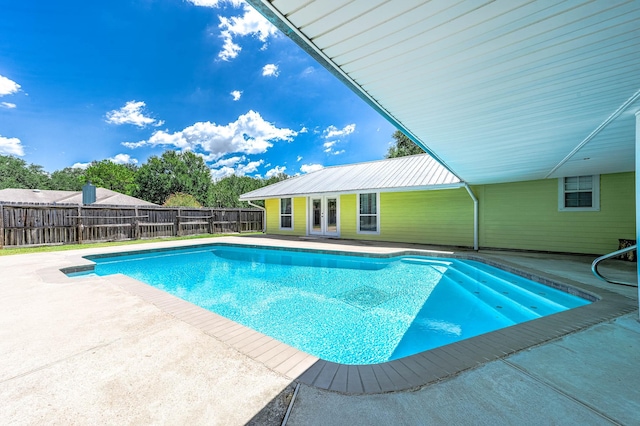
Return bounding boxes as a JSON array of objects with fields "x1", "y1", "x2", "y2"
[{"x1": 0, "y1": 0, "x2": 396, "y2": 179}]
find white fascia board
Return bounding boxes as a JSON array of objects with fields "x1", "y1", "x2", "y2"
[{"x1": 239, "y1": 182, "x2": 466, "y2": 200}]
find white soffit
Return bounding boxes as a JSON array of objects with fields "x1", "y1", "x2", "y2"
[{"x1": 251, "y1": 0, "x2": 640, "y2": 184}]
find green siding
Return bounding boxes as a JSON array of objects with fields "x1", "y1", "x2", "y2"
[
  {"x1": 265, "y1": 197, "x2": 307, "y2": 236},
  {"x1": 478, "y1": 172, "x2": 635, "y2": 254},
  {"x1": 260, "y1": 172, "x2": 634, "y2": 255},
  {"x1": 340, "y1": 189, "x2": 474, "y2": 247}
]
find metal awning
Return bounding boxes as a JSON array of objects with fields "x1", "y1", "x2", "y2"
[{"x1": 248, "y1": 0, "x2": 640, "y2": 184}]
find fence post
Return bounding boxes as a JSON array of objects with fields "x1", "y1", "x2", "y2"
[
  {"x1": 208, "y1": 208, "x2": 214, "y2": 235},
  {"x1": 237, "y1": 209, "x2": 242, "y2": 233},
  {"x1": 134, "y1": 206, "x2": 140, "y2": 240},
  {"x1": 77, "y1": 205, "x2": 83, "y2": 244},
  {"x1": 0, "y1": 204, "x2": 4, "y2": 249},
  {"x1": 175, "y1": 208, "x2": 181, "y2": 236}
]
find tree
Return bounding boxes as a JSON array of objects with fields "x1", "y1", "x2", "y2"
[
  {"x1": 0, "y1": 155, "x2": 51, "y2": 190},
  {"x1": 264, "y1": 172, "x2": 289, "y2": 186},
  {"x1": 83, "y1": 160, "x2": 138, "y2": 195},
  {"x1": 134, "y1": 150, "x2": 212, "y2": 205},
  {"x1": 210, "y1": 173, "x2": 290, "y2": 208},
  {"x1": 210, "y1": 175, "x2": 262, "y2": 208},
  {"x1": 163, "y1": 192, "x2": 202, "y2": 208},
  {"x1": 385, "y1": 130, "x2": 425, "y2": 158},
  {"x1": 50, "y1": 167, "x2": 84, "y2": 191}
]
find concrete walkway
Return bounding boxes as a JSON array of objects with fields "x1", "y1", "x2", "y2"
[{"x1": 0, "y1": 236, "x2": 638, "y2": 425}]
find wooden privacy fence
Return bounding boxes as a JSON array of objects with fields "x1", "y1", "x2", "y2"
[{"x1": 0, "y1": 203, "x2": 263, "y2": 248}]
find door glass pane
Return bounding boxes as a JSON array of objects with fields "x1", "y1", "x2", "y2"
[
  {"x1": 312, "y1": 199, "x2": 321, "y2": 231},
  {"x1": 327, "y1": 198, "x2": 337, "y2": 233}
]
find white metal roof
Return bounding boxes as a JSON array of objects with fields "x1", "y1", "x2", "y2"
[
  {"x1": 240, "y1": 153, "x2": 461, "y2": 200},
  {"x1": 248, "y1": 0, "x2": 640, "y2": 184}
]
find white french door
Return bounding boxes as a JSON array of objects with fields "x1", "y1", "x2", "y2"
[{"x1": 309, "y1": 196, "x2": 339, "y2": 237}]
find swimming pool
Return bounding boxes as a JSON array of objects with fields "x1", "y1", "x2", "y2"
[{"x1": 78, "y1": 245, "x2": 590, "y2": 365}]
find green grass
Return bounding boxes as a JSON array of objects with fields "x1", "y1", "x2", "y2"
[{"x1": 0, "y1": 233, "x2": 260, "y2": 256}]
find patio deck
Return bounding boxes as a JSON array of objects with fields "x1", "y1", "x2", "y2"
[{"x1": 0, "y1": 235, "x2": 638, "y2": 424}]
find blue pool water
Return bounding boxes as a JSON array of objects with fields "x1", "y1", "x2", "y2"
[{"x1": 83, "y1": 245, "x2": 590, "y2": 365}]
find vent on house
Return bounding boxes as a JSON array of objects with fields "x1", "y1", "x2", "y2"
[{"x1": 82, "y1": 182, "x2": 96, "y2": 205}]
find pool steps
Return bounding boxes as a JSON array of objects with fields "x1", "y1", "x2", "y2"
[
  {"x1": 439, "y1": 270, "x2": 539, "y2": 322},
  {"x1": 436, "y1": 262, "x2": 583, "y2": 322},
  {"x1": 451, "y1": 262, "x2": 569, "y2": 314}
]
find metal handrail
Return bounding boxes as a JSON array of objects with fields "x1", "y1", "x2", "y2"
[{"x1": 591, "y1": 244, "x2": 638, "y2": 287}]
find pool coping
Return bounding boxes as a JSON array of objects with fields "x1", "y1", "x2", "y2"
[{"x1": 48, "y1": 240, "x2": 637, "y2": 395}]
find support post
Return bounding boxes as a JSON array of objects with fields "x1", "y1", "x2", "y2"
[
  {"x1": 636, "y1": 110, "x2": 640, "y2": 317},
  {"x1": 134, "y1": 206, "x2": 140, "y2": 240},
  {"x1": 77, "y1": 206, "x2": 83, "y2": 244},
  {"x1": 464, "y1": 184, "x2": 479, "y2": 251},
  {"x1": 175, "y1": 208, "x2": 181, "y2": 237},
  {"x1": 208, "y1": 209, "x2": 214, "y2": 235},
  {"x1": 237, "y1": 209, "x2": 242, "y2": 233},
  {"x1": 0, "y1": 203, "x2": 4, "y2": 249}
]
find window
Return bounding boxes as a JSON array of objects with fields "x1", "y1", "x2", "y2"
[
  {"x1": 358, "y1": 192, "x2": 379, "y2": 233},
  {"x1": 280, "y1": 198, "x2": 293, "y2": 229},
  {"x1": 558, "y1": 175, "x2": 600, "y2": 211}
]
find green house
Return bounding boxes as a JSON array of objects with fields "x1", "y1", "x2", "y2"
[
  {"x1": 240, "y1": 154, "x2": 634, "y2": 255},
  {"x1": 243, "y1": 0, "x2": 640, "y2": 308}
]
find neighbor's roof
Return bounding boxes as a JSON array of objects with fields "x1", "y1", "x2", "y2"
[
  {"x1": 0, "y1": 188, "x2": 157, "y2": 206},
  {"x1": 240, "y1": 154, "x2": 461, "y2": 200}
]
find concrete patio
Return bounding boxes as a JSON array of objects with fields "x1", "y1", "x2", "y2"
[{"x1": 0, "y1": 235, "x2": 638, "y2": 425}]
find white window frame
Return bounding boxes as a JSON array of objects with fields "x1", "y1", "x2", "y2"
[
  {"x1": 357, "y1": 192, "x2": 380, "y2": 234},
  {"x1": 279, "y1": 197, "x2": 294, "y2": 230},
  {"x1": 558, "y1": 175, "x2": 600, "y2": 212}
]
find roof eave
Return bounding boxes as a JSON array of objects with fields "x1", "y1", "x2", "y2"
[{"x1": 245, "y1": 0, "x2": 461, "y2": 182}]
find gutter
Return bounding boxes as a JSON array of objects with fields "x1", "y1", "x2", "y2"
[
  {"x1": 247, "y1": 200, "x2": 266, "y2": 233},
  {"x1": 464, "y1": 183, "x2": 479, "y2": 251}
]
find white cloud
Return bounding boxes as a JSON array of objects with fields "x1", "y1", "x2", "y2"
[
  {"x1": 323, "y1": 141, "x2": 336, "y2": 152},
  {"x1": 0, "y1": 102, "x2": 16, "y2": 109},
  {"x1": 110, "y1": 153, "x2": 138, "y2": 165},
  {"x1": 322, "y1": 124, "x2": 355, "y2": 155},
  {"x1": 265, "y1": 165, "x2": 286, "y2": 178},
  {"x1": 219, "y1": 37, "x2": 241, "y2": 61},
  {"x1": 0, "y1": 75, "x2": 20, "y2": 97},
  {"x1": 186, "y1": 0, "x2": 243, "y2": 7},
  {"x1": 217, "y1": 4, "x2": 278, "y2": 61},
  {"x1": 237, "y1": 159, "x2": 263, "y2": 175},
  {"x1": 0, "y1": 135, "x2": 24, "y2": 156},
  {"x1": 296, "y1": 155, "x2": 303, "y2": 162},
  {"x1": 210, "y1": 158, "x2": 263, "y2": 179},
  {"x1": 122, "y1": 140, "x2": 147, "y2": 149},
  {"x1": 123, "y1": 110, "x2": 296, "y2": 160},
  {"x1": 231, "y1": 90, "x2": 242, "y2": 101},
  {"x1": 324, "y1": 124, "x2": 356, "y2": 139},
  {"x1": 106, "y1": 101, "x2": 163, "y2": 128},
  {"x1": 210, "y1": 166, "x2": 236, "y2": 180},
  {"x1": 299, "y1": 127, "x2": 308, "y2": 133},
  {"x1": 300, "y1": 163, "x2": 323, "y2": 174},
  {"x1": 212, "y1": 155, "x2": 243, "y2": 168},
  {"x1": 262, "y1": 64, "x2": 279, "y2": 77},
  {"x1": 72, "y1": 154, "x2": 138, "y2": 170}
]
